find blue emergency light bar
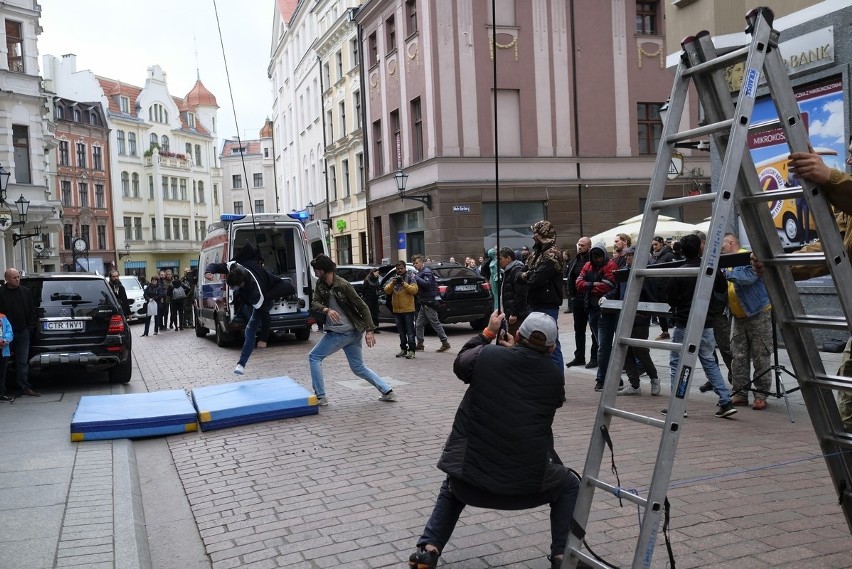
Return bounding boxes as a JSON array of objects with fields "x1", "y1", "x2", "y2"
[
  {"x1": 287, "y1": 210, "x2": 310, "y2": 222},
  {"x1": 220, "y1": 214, "x2": 247, "y2": 222}
]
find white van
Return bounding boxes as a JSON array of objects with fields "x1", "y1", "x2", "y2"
[{"x1": 194, "y1": 213, "x2": 327, "y2": 346}]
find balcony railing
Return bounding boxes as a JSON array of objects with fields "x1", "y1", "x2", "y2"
[{"x1": 145, "y1": 155, "x2": 191, "y2": 170}]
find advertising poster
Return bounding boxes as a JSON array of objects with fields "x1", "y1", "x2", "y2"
[{"x1": 748, "y1": 76, "x2": 846, "y2": 247}]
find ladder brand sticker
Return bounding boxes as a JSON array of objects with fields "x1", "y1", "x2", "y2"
[
  {"x1": 744, "y1": 67, "x2": 760, "y2": 97},
  {"x1": 676, "y1": 366, "x2": 692, "y2": 399}
]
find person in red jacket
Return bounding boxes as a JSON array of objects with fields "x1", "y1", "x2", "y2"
[{"x1": 575, "y1": 243, "x2": 618, "y2": 390}]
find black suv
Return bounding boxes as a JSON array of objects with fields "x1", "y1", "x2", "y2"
[
  {"x1": 377, "y1": 262, "x2": 492, "y2": 328},
  {"x1": 20, "y1": 273, "x2": 133, "y2": 383}
]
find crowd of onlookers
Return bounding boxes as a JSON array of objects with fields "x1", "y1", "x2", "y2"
[{"x1": 138, "y1": 268, "x2": 196, "y2": 336}]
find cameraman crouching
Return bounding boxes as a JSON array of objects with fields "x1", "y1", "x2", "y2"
[{"x1": 408, "y1": 311, "x2": 588, "y2": 569}]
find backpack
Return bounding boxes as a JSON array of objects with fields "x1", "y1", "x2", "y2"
[{"x1": 172, "y1": 285, "x2": 187, "y2": 300}]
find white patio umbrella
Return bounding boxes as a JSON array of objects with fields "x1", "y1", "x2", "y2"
[
  {"x1": 591, "y1": 218, "x2": 700, "y2": 250},
  {"x1": 618, "y1": 214, "x2": 676, "y2": 225},
  {"x1": 693, "y1": 216, "x2": 712, "y2": 234}
]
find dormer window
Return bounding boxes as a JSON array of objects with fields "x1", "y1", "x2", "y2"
[
  {"x1": 149, "y1": 103, "x2": 169, "y2": 124},
  {"x1": 56, "y1": 105, "x2": 65, "y2": 119},
  {"x1": 187, "y1": 112, "x2": 196, "y2": 128},
  {"x1": 73, "y1": 108, "x2": 81, "y2": 122},
  {"x1": 120, "y1": 96, "x2": 130, "y2": 114}
]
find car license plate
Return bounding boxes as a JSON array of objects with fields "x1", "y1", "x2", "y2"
[
  {"x1": 455, "y1": 284, "x2": 477, "y2": 292},
  {"x1": 44, "y1": 321, "x2": 85, "y2": 331}
]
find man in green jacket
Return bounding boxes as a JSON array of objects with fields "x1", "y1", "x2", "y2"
[{"x1": 309, "y1": 254, "x2": 397, "y2": 406}]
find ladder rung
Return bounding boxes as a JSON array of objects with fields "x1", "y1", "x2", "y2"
[
  {"x1": 763, "y1": 252, "x2": 827, "y2": 267},
  {"x1": 823, "y1": 433, "x2": 852, "y2": 448},
  {"x1": 604, "y1": 405, "x2": 667, "y2": 428},
  {"x1": 786, "y1": 315, "x2": 849, "y2": 330},
  {"x1": 635, "y1": 267, "x2": 701, "y2": 278},
  {"x1": 622, "y1": 337, "x2": 681, "y2": 352},
  {"x1": 586, "y1": 476, "x2": 649, "y2": 508},
  {"x1": 668, "y1": 119, "x2": 733, "y2": 144},
  {"x1": 600, "y1": 299, "x2": 671, "y2": 316},
  {"x1": 747, "y1": 118, "x2": 783, "y2": 136},
  {"x1": 566, "y1": 549, "x2": 604, "y2": 569},
  {"x1": 682, "y1": 44, "x2": 751, "y2": 77},
  {"x1": 650, "y1": 192, "x2": 716, "y2": 210},
  {"x1": 812, "y1": 374, "x2": 852, "y2": 391},
  {"x1": 740, "y1": 186, "x2": 803, "y2": 203}
]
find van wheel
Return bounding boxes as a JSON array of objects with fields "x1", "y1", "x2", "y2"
[
  {"x1": 108, "y1": 356, "x2": 132, "y2": 384},
  {"x1": 195, "y1": 313, "x2": 209, "y2": 338},
  {"x1": 215, "y1": 315, "x2": 234, "y2": 347},
  {"x1": 294, "y1": 327, "x2": 311, "y2": 341}
]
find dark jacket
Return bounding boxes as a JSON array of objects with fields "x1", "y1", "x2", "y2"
[
  {"x1": 413, "y1": 265, "x2": 439, "y2": 303},
  {"x1": 666, "y1": 257, "x2": 727, "y2": 328},
  {"x1": 575, "y1": 244, "x2": 618, "y2": 309},
  {"x1": 144, "y1": 281, "x2": 166, "y2": 312},
  {"x1": 0, "y1": 284, "x2": 36, "y2": 333},
  {"x1": 108, "y1": 280, "x2": 130, "y2": 316},
  {"x1": 500, "y1": 260, "x2": 528, "y2": 319},
  {"x1": 311, "y1": 274, "x2": 376, "y2": 332},
  {"x1": 362, "y1": 273, "x2": 381, "y2": 304},
  {"x1": 437, "y1": 333, "x2": 566, "y2": 495},
  {"x1": 565, "y1": 251, "x2": 590, "y2": 299},
  {"x1": 206, "y1": 242, "x2": 295, "y2": 310},
  {"x1": 523, "y1": 241, "x2": 564, "y2": 308}
]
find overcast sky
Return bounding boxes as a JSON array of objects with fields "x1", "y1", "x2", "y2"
[{"x1": 38, "y1": 0, "x2": 275, "y2": 145}]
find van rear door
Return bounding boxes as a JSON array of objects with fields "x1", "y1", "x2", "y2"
[{"x1": 305, "y1": 219, "x2": 329, "y2": 258}]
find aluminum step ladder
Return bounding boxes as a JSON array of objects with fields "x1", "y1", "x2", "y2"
[{"x1": 563, "y1": 8, "x2": 852, "y2": 568}]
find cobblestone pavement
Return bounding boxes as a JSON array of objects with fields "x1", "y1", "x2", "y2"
[{"x1": 134, "y1": 315, "x2": 851, "y2": 569}]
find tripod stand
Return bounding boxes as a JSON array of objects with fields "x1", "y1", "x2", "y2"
[{"x1": 731, "y1": 310, "x2": 800, "y2": 422}]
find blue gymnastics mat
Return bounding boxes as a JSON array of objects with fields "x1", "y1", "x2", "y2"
[
  {"x1": 191, "y1": 376, "x2": 318, "y2": 431},
  {"x1": 71, "y1": 390, "x2": 198, "y2": 441}
]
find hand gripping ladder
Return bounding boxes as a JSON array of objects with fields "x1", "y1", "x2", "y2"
[{"x1": 563, "y1": 8, "x2": 852, "y2": 568}]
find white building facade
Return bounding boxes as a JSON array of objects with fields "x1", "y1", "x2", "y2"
[{"x1": 220, "y1": 119, "x2": 278, "y2": 216}]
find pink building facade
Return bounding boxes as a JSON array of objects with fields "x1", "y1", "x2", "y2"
[{"x1": 356, "y1": 0, "x2": 709, "y2": 261}]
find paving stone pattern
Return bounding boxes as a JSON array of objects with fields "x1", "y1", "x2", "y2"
[{"x1": 134, "y1": 316, "x2": 851, "y2": 568}]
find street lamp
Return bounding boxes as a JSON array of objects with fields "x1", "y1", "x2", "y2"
[
  {"x1": 14, "y1": 194, "x2": 30, "y2": 224},
  {"x1": 306, "y1": 201, "x2": 316, "y2": 220},
  {"x1": 118, "y1": 243, "x2": 132, "y2": 259},
  {"x1": 0, "y1": 163, "x2": 10, "y2": 202},
  {"x1": 394, "y1": 169, "x2": 432, "y2": 210}
]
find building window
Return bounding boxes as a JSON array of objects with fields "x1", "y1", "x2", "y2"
[
  {"x1": 5, "y1": 20, "x2": 24, "y2": 72},
  {"x1": 488, "y1": 0, "x2": 516, "y2": 26},
  {"x1": 59, "y1": 141, "x2": 70, "y2": 166},
  {"x1": 134, "y1": 217, "x2": 142, "y2": 240},
  {"x1": 12, "y1": 125, "x2": 31, "y2": 184},
  {"x1": 335, "y1": 50, "x2": 343, "y2": 80},
  {"x1": 326, "y1": 110, "x2": 333, "y2": 142},
  {"x1": 198, "y1": 181, "x2": 206, "y2": 203},
  {"x1": 97, "y1": 225, "x2": 106, "y2": 250},
  {"x1": 121, "y1": 172, "x2": 130, "y2": 197},
  {"x1": 637, "y1": 102, "x2": 663, "y2": 154},
  {"x1": 61, "y1": 181, "x2": 72, "y2": 206},
  {"x1": 185, "y1": 142, "x2": 192, "y2": 156},
  {"x1": 149, "y1": 175, "x2": 154, "y2": 199},
  {"x1": 123, "y1": 216, "x2": 132, "y2": 241},
  {"x1": 187, "y1": 112, "x2": 195, "y2": 128},
  {"x1": 117, "y1": 130, "x2": 126, "y2": 155},
  {"x1": 233, "y1": 201, "x2": 244, "y2": 215},
  {"x1": 636, "y1": 1, "x2": 658, "y2": 35},
  {"x1": 164, "y1": 217, "x2": 172, "y2": 240},
  {"x1": 411, "y1": 97, "x2": 423, "y2": 162},
  {"x1": 368, "y1": 32, "x2": 378, "y2": 66},
  {"x1": 180, "y1": 178, "x2": 187, "y2": 200},
  {"x1": 350, "y1": 38, "x2": 359, "y2": 70},
  {"x1": 78, "y1": 182, "x2": 89, "y2": 207},
  {"x1": 212, "y1": 183, "x2": 217, "y2": 205},
  {"x1": 128, "y1": 132, "x2": 137, "y2": 155},
  {"x1": 161, "y1": 135, "x2": 170, "y2": 152},
  {"x1": 64, "y1": 224, "x2": 73, "y2": 250},
  {"x1": 342, "y1": 159, "x2": 350, "y2": 197},
  {"x1": 76, "y1": 143, "x2": 86, "y2": 168},
  {"x1": 356, "y1": 153, "x2": 364, "y2": 193},
  {"x1": 335, "y1": 234, "x2": 352, "y2": 265},
  {"x1": 132, "y1": 173, "x2": 139, "y2": 197},
  {"x1": 182, "y1": 219, "x2": 189, "y2": 240},
  {"x1": 93, "y1": 146, "x2": 103, "y2": 170},
  {"x1": 95, "y1": 184, "x2": 105, "y2": 208},
  {"x1": 170, "y1": 177, "x2": 178, "y2": 200},
  {"x1": 373, "y1": 120, "x2": 383, "y2": 175},
  {"x1": 195, "y1": 144, "x2": 202, "y2": 165},
  {"x1": 339, "y1": 102, "x2": 347, "y2": 138},
  {"x1": 56, "y1": 105, "x2": 65, "y2": 120},
  {"x1": 264, "y1": 147, "x2": 269, "y2": 158},
  {"x1": 353, "y1": 91, "x2": 361, "y2": 128},
  {"x1": 406, "y1": 0, "x2": 418, "y2": 36},
  {"x1": 74, "y1": 109, "x2": 81, "y2": 122},
  {"x1": 89, "y1": 112, "x2": 99, "y2": 126},
  {"x1": 150, "y1": 217, "x2": 157, "y2": 241},
  {"x1": 386, "y1": 15, "x2": 396, "y2": 53},
  {"x1": 162, "y1": 175, "x2": 169, "y2": 199},
  {"x1": 253, "y1": 173, "x2": 263, "y2": 187},
  {"x1": 232, "y1": 174, "x2": 242, "y2": 189},
  {"x1": 173, "y1": 219, "x2": 180, "y2": 241},
  {"x1": 120, "y1": 96, "x2": 130, "y2": 114},
  {"x1": 149, "y1": 103, "x2": 169, "y2": 124},
  {"x1": 150, "y1": 133, "x2": 158, "y2": 150},
  {"x1": 329, "y1": 165, "x2": 337, "y2": 201},
  {"x1": 390, "y1": 110, "x2": 401, "y2": 169},
  {"x1": 322, "y1": 61, "x2": 331, "y2": 89},
  {"x1": 254, "y1": 200, "x2": 265, "y2": 213}
]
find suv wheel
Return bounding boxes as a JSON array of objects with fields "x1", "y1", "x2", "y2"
[
  {"x1": 294, "y1": 327, "x2": 311, "y2": 341},
  {"x1": 215, "y1": 314, "x2": 234, "y2": 347},
  {"x1": 195, "y1": 310, "x2": 209, "y2": 338},
  {"x1": 108, "y1": 355, "x2": 132, "y2": 383}
]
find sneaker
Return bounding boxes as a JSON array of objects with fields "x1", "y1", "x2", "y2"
[
  {"x1": 415, "y1": 342, "x2": 425, "y2": 351},
  {"x1": 655, "y1": 332, "x2": 671, "y2": 340},
  {"x1": 698, "y1": 380, "x2": 714, "y2": 393},
  {"x1": 436, "y1": 342, "x2": 451, "y2": 352},
  {"x1": 316, "y1": 396, "x2": 328, "y2": 406},
  {"x1": 234, "y1": 364, "x2": 245, "y2": 375},
  {"x1": 405, "y1": 350, "x2": 416, "y2": 359},
  {"x1": 395, "y1": 350, "x2": 408, "y2": 358},
  {"x1": 715, "y1": 402, "x2": 738, "y2": 418},
  {"x1": 752, "y1": 398, "x2": 768, "y2": 410},
  {"x1": 565, "y1": 357, "x2": 585, "y2": 368},
  {"x1": 593, "y1": 382, "x2": 604, "y2": 392},
  {"x1": 584, "y1": 360, "x2": 598, "y2": 369},
  {"x1": 661, "y1": 408, "x2": 688, "y2": 418},
  {"x1": 650, "y1": 378, "x2": 660, "y2": 396},
  {"x1": 0, "y1": 395, "x2": 13, "y2": 402},
  {"x1": 409, "y1": 548, "x2": 439, "y2": 569},
  {"x1": 23, "y1": 388, "x2": 41, "y2": 397},
  {"x1": 618, "y1": 385, "x2": 641, "y2": 396},
  {"x1": 731, "y1": 395, "x2": 749, "y2": 406},
  {"x1": 379, "y1": 390, "x2": 397, "y2": 402}
]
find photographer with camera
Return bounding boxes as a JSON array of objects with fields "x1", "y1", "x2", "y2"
[{"x1": 384, "y1": 260, "x2": 418, "y2": 359}]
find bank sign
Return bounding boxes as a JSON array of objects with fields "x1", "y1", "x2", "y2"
[{"x1": 779, "y1": 27, "x2": 833, "y2": 76}]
